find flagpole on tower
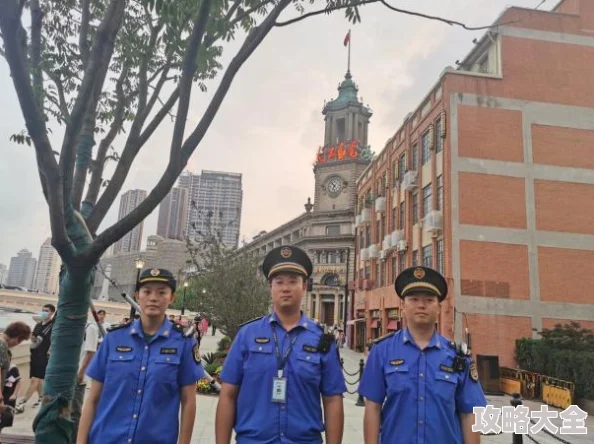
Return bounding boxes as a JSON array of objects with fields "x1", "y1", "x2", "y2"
[{"x1": 344, "y1": 29, "x2": 351, "y2": 74}]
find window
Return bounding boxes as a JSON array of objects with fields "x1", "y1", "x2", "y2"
[
  {"x1": 326, "y1": 225, "x2": 341, "y2": 235},
  {"x1": 422, "y1": 245, "x2": 433, "y2": 268},
  {"x1": 381, "y1": 215, "x2": 385, "y2": 241},
  {"x1": 412, "y1": 250, "x2": 419, "y2": 267},
  {"x1": 398, "y1": 154, "x2": 406, "y2": 182},
  {"x1": 437, "y1": 240, "x2": 444, "y2": 274},
  {"x1": 392, "y1": 257, "x2": 397, "y2": 281},
  {"x1": 423, "y1": 184, "x2": 432, "y2": 217},
  {"x1": 411, "y1": 144, "x2": 418, "y2": 171},
  {"x1": 365, "y1": 227, "x2": 371, "y2": 247},
  {"x1": 392, "y1": 207, "x2": 398, "y2": 232},
  {"x1": 399, "y1": 202, "x2": 405, "y2": 230},
  {"x1": 336, "y1": 118, "x2": 346, "y2": 143},
  {"x1": 437, "y1": 175, "x2": 444, "y2": 211},
  {"x1": 376, "y1": 220, "x2": 381, "y2": 243},
  {"x1": 421, "y1": 130, "x2": 431, "y2": 165},
  {"x1": 323, "y1": 274, "x2": 340, "y2": 286},
  {"x1": 477, "y1": 54, "x2": 489, "y2": 73},
  {"x1": 392, "y1": 160, "x2": 398, "y2": 186},
  {"x1": 412, "y1": 191, "x2": 419, "y2": 224},
  {"x1": 435, "y1": 118, "x2": 443, "y2": 153},
  {"x1": 379, "y1": 262, "x2": 385, "y2": 287},
  {"x1": 398, "y1": 252, "x2": 406, "y2": 272},
  {"x1": 359, "y1": 231, "x2": 364, "y2": 249},
  {"x1": 365, "y1": 264, "x2": 371, "y2": 280},
  {"x1": 327, "y1": 251, "x2": 338, "y2": 264}
]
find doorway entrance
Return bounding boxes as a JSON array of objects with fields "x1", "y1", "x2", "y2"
[{"x1": 322, "y1": 301, "x2": 335, "y2": 326}]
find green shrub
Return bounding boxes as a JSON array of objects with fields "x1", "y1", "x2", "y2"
[
  {"x1": 201, "y1": 352, "x2": 217, "y2": 366},
  {"x1": 217, "y1": 336, "x2": 231, "y2": 352},
  {"x1": 204, "y1": 362, "x2": 219, "y2": 376}
]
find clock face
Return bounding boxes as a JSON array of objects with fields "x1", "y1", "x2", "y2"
[{"x1": 327, "y1": 176, "x2": 344, "y2": 197}]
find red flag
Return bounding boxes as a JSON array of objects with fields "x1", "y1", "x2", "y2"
[{"x1": 343, "y1": 30, "x2": 351, "y2": 47}]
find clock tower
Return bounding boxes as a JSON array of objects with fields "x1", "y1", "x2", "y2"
[{"x1": 313, "y1": 71, "x2": 373, "y2": 212}]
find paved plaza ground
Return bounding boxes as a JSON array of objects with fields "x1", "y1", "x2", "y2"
[{"x1": 7, "y1": 331, "x2": 593, "y2": 443}]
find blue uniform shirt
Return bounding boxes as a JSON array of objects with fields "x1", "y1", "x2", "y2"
[
  {"x1": 358, "y1": 329, "x2": 487, "y2": 444},
  {"x1": 220, "y1": 313, "x2": 347, "y2": 444},
  {"x1": 86, "y1": 318, "x2": 205, "y2": 444}
]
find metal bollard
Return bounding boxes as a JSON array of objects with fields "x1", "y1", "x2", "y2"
[
  {"x1": 510, "y1": 393, "x2": 523, "y2": 444},
  {"x1": 355, "y1": 358, "x2": 365, "y2": 407}
]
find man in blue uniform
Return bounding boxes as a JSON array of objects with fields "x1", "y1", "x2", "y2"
[
  {"x1": 359, "y1": 266, "x2": 487, "y2": 444},
  {"x1": 77, "y1": 268, "x2": 205, "y2": 444},
  {"x1": 216, "y1": 245, "x2": 346, "y2": 444}
]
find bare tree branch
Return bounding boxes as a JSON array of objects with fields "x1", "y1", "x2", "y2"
[
  {"x1": 30, "y1": 0, "x2": 43, "y2": 107},
  {"x1": 0, "y1": 0, "x2": 74, "y2": 259},
  {"x1": 83, "y1": 68, "x2": 129, "y2": 210},
  {"x1": 46, "y1": 71, "x2": 70, "y2": 119},
  {"x1": 59, "y1": 0, "x2": 125, "y2": 212},
  {"x1": 79, "y1": 0, "x2": 91, "y2": 65},
  {"x1": 83, "y1": 0, "x2": 293, "y2": 262},
  {"x1": 170, "y1": 0, "x2": 213, "y2": 161},
  {"x1": 143, "y1": 64, "x2": 171, "y2": 122},
  {"x1": 137, "y1": 22, "x2": 163, "y2": 120},
  {"x1": 85, "y1": 85, "x2": 180, "y2": 232}
]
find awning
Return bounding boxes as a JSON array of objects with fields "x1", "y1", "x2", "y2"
[
  {"x1": 370, "y1": 319, "x2": 379, "y2": 328},
  {"x1": 347, "y1": 318, "x2": 366, "y2": 326},
  {"x1": 387, "y1": 320, "x2": 398, "y2": 330}
]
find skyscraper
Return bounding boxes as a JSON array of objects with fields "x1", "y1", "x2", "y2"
[
  {"x1": 0, "y1": 264, "x2": 8, "y2": 286},
  {"x1": 179, "y1": 170, "x2": 243, "y2": 248},
  {"x1": 6, "y1": 249, "x2": 37, "y2": 289},
  {"x1": 33, "y1": 238, "x2": 61, "y2": 294},
  {"x1": 113, "y1": 189, "x2": 147, "y2": 254},
  {"x1": 157, "y1": 187, "x2": 189, "y2": 241}
]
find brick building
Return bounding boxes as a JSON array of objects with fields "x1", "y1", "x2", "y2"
[{"x1": 351, "y1": 0, "x2": 594, "y2": 365}]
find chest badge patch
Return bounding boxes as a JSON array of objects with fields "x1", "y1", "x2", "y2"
[
  {"x1": 440, "y1": 364, "x2": 455, "y2": 373},
  {"x1": 115, "y1": 346, "x2": 132, "y2": 353},
  {"x1": 255, "y1": 337, "x2": 270, "y2": 344},
  {"x1": 193, "y1": 343, "x2": 201, "y2": 364},
  {"x1": 390, "y1": 359, "x2": 405, "y2": 366},
  {"x1": 160, "y1": 347, "x2": 178, "y2": 355},
  {"x1": 302, "y1": 345, "x2": 318, "y2": 353},
  {"x1": 469, "y1": 362, "x2": 479, "y2": 382}
]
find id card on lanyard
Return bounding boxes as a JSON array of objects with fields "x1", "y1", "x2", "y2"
[{"x1": 271, "y1": 325, "x2": 300, "y2": 404}]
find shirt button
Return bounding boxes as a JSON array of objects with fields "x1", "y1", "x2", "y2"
[
  {"x1": 145, "y1": 346, "x2": 148, "y2": 350},
  {"x1": 419, "y1": 373, "x2": 424, "y2": 378},
  {"x1": 258, "y1": 346, "x2": 262, "y2": 351},
  {"x1": 141, "y1": 367, "x2": 146, "y2": 371},
  {"x1": 281, "y1": 405, "x2": 286, "y2": 410},
  {"x1": 138, "y1": 390, "x2": 142, "y2": 394},
  {"x1": 306, "y1": 356, "x2": 310, "y2": 360},
  {"x1": 445, "y1": 375, "x2": 450, "y2": 379},
  {"x1": 119, "y1": 356, "x2": 123, "y2": 359},
  {"x1": 166, "y1": 358, "x2": 170, "y2": 362},
  {"x1": 133, "y1": 414, "x2": 137, "y2": 419},
  {"x1": 419, "y1": 397, "x2": 424, "y2": 402},
  {"x1": 419, "y1": 420, "x2": 423, "y2": 425},
  {"x1": 280, "y1": 433, "x2": 284, "y2": 437},
  {"x1": 128, "y1": 440, "x2": 132, "y2": 443}
]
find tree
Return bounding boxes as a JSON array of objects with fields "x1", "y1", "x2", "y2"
[{"x1": 0, "y1": 0, "x2": 503, "y2": 440}]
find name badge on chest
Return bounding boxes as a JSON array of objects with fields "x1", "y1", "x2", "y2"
[{"x1": 271, "y1": 369, "x2": 287, "y2": 403}]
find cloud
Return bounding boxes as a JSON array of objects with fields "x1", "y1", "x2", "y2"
[{"x1": 0, "y1": 0, "x2": 538, "y2": 265}]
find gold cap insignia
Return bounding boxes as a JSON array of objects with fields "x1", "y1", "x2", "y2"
[
  {"x1": 413, "y1": 267, "x2": 425, "y2": 279},
  {"x1": 280, "y1": 247, "x2": 292, "y2": 259},
  {"x1": 470, "y1": 362, "x2": 479, "y2": 382},
  {"x1": 193, "y1": 343, "x2": 201, "y2": 364},
  {"x1": 150, "y1": 268, "x2": 160, "y2": 276}
]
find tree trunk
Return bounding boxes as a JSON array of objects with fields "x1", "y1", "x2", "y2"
[{"x1": 33, "y1": 263, "x2": 95, "y2": 444}]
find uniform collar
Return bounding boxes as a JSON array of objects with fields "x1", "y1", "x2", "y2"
[
  {"x1": 269, "y1": 311, "x2": 312, "y2": 331},
  {"x1": 129, "y1": 317, "x2": 173, "y2": 339},
  {"x1": 402, "y1": 328, "x2": 441, "y2": 349}
]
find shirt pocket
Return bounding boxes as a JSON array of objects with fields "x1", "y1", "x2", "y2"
[
  {"x1": 154, "y1": 354, "x2": 181, "y2": 384},
  {"x1": 295, "y1": 352, "x2": 322, "y2": 382},
  {"x1": 434, "y1": 371, "x2": 459, "y2": 401},
  {"x1": 244, "y1": 343, "x2": 273, "y2": 373},
  {"x1": 385, "y1": 365, "x2": 409, "y2": 394},
  {"x1": 107, "y1": 352, "x2": 136, "y2": 379}
]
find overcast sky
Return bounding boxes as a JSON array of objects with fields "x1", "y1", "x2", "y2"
[{"x1": 0, "y1": 0, "x2": 545, "y2": 266}]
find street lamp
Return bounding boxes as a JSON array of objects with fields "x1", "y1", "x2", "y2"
[
  {"x1": 182, "y1": 281, "x2": 188, "y2": 315},
  {"x1": 131, "y1": 257, "x2": 145, "y2": 319}
]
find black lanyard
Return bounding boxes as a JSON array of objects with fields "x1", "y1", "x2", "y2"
[{"x1": 271, "y1": 324, "x2": 300, "y2": 373}]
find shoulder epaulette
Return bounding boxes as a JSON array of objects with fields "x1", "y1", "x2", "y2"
[
  {"x1": 373, "y1": 332, "x2": 395, "y2": 345},
  {"x1": 107, "y1": 322, "x2": 131, "y2": 333},
  {"x1": 172, "y1": 323, "x2": 186, "y2": 335},
  {"x1": 239, "y1": 316, "x2": 264, "y2": 328}
]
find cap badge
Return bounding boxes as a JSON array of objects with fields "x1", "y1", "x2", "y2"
[
  {"x1": 413, "y1": 267, "x2": 425, "y2": 279},
  {"x1": 280, "y1": 247, "x2": 292, "y2": 259},
  {"x1": 150, "y1": 268, "x2": 160, "y2": 276}
]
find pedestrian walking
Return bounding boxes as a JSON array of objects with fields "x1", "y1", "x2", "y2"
[
  {"x1": 216, "y1": 245, "x2": 346, "y2": 444},
  {"x1": 211, "y1": 322, "x2": 217, "y2": 336},
  {"x1": 0, "y1": 322, "x2": 31, "y2": 432},
  {"x1": 18, "y1": 304, "x2": 55, "y2": 409},
  {"x1": 358, "y1": 266, "x2": 487, "y2": 444},
  {"x1": 77, "y1": 268, "x2": 205, "y2": 444},
  {"x1": 70, "y1": 309, "x2": 107, "y2": 442}
]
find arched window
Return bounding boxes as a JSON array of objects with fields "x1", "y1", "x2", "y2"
[{"x1": 322, "y1": 274, "x2": 340, "y2": 287}]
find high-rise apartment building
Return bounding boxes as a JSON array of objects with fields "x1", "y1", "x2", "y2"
[
  {"x1": 6, "y1": 249, "x2": 37, "y2": 289},
  {"x1": 157, "y1": 187, "x2": 189, "y2": 241},
  {"x1": 33, "y1": 238, "x2": 61, "y2": 294},
  {"x1": 113, "y1": 189, "x2": 147, "y2": 254},
  {"x1": 179, "y1": 171, "x2": 243, "y2": 248},
  {"x1": 0, "y1": 264, "x2": 7, "y2": 286}
]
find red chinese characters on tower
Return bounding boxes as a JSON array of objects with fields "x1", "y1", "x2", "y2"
[
  {"x1": 314, "y1": 140, "x2": 359, "y2": 165},
  {"x1": 316, "y1": 147, "x2": 325, "y2": 164},
  {"x1": 348, "y1": 140, "x2": 358, "y2": 158}
]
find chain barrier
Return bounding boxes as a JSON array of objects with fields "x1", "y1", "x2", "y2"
[{"x1": 340, "y1": 357, "x2": 366, "y2": 406}]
